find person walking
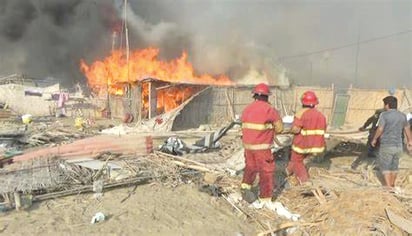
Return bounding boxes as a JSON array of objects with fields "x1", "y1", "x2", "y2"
[
  {"x1": 359, "y1": 109, "x2": 384, "y2": 157},
  {"x1": 371, "y1": 96, "x2": 412, "y2": 190}
]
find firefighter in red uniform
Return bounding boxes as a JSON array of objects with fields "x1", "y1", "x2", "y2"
[
  {"x1": 240, "y1": 83, "x2": 283, "y2": 204},
  {"x1": 286, "y1": 91, "x2": 327, "y2": 183}
]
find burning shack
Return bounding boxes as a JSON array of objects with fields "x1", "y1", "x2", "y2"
[
  {"x1": 80, "y1": 47, "x2": 233, "y2": 123},
  {"x1": 105, "y1": 78, "x2": 208, "y2": 121}
]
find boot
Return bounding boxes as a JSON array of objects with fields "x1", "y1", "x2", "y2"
[{"x1": 241, "y1": 188, "x2": 257, "y2": 204}]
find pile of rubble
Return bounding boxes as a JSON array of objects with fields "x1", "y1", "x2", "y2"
[{"x1": 0, "y1": 81, "x2": 411, "y2": 235}]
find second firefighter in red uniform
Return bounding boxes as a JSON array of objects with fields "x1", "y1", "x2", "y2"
[{"x1": 287, "y1": 91, "x2": 327, "y2": 183}]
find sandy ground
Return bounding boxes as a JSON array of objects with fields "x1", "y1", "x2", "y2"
[
  {"x1": 2, "y1": 121, "x2": 412, "y2": 236},
  {"x1": 0, "y1": 184, "x2": 255, "y2": 236}
]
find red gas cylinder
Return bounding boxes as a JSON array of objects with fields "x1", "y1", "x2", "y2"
[{"x1": 145, "y1": 136, "x2": 153, "y2": 154}]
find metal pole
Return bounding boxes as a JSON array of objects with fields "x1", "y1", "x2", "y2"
[
  {"x1": 124, "y1": 0, "x2": 132, "y2": 114},
  {"x1": 125, "y1": 0, "x2": 129, "y2": 83},
  {"x1": 354, "y1": 24, "x2": 361, "y2": 83},
  {"x1": 310, "y1": 61, "x2": 313, "y2": 82}
]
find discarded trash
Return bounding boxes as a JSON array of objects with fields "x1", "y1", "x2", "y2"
[
  {"x1": 91, "y1": 212, "x2": 105, "y2": 224},
  {"x1": 159, "y1": 122, "x2": 239, "y2": 155},
  {"x1": 158, "y1": 136, "x2": 191, "y2": 155},
  {"x1": 249, "y1": 200, "x2": 300, "y2": 221},
  {"x1": 21, "y1": 114, "x2": 32, "y2": 124},
  {"x1": 268, "y1": 202, "x2": 300, "y2": 221},
  {"x1": 3, "y1": 149, "x2": 23, "y2": 158},
  {"x1": 74, "y1": 117, "x2": 85, "y2": 129},
  {"x1": 101, "y1": 125, "x2": 131, "y2": 135}
]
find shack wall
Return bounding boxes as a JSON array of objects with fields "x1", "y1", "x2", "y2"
[
  {"x1": 0, "y1": 84, "x2": 59, "y2": 116},
  {"x1": 172, "y1": 85, "x2": 412, "y2": 131},
  {"x1": 172, "y1": 85, "x2": 334, "y2": 130}
]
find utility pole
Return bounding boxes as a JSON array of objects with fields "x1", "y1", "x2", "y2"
[
  {"x1": 354, "y1": 22, "x2": 361, "y2": 84},
  {"x1": 310, "y1": 60, "x2": 313, "y2": 82},
  {"x1": 123, "y1": 0, "x2": 134, "y2": 119},
  {"x1": 124, "y1": 0, "x2": 130, "y2": 83}
]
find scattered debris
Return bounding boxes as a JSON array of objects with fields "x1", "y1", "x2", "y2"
[
  {"x1": 385, "y1": 208, "x2": 412, "y2": 234},
  {"x1": 0, "y1": 79, "x2": 411, "y2": 235},
  {"x1": 91, "y1": 212, "x2": 106, "y2": 224}
]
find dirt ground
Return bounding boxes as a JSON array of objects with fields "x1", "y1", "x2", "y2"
[
  {"x1": 1, "y1": 118, "x2": 412, "y2": 235},
  {"x1": 0, "y1": 184, "x2": 255, "y2": 235},
  {"x1": 2, "y1": 152, "x2": 411, "y2": 236}
]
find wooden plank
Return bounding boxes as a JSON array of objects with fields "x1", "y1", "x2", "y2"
[
  {"x1": 257, "y1": 222, "x2": 316, "y2": 236},
  {"x1": 385, "y1": 208, "x2": 412, "y2": 234},
  {"x1": 154, "y1": 151, "x2": 218, "y2": 173},
  {"x1": 403, "y1": 88, "x2": 412, "y2": 107},
  {"x1": 32, "y1": 176, "x2": 152, "y2": 202},
  {"x1": 225, "y1": 88, "x2": 235, "y2": 120}
]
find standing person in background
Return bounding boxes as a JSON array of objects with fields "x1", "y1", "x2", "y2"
[
  {"x1": 286, "y1": 91, "x2": 327, "y2": 184},
  {"x1": 240, "y1": 83, "x2": 283, "y2": 207},
  {"x1": 359, "y1": 109, "x2": 384, "y2": 157},
  {"x1": 371, "y1": 96, "x2": 412, "y2": 190},
  {"x1": 56, "y1": 90, "x2": 69, "y2": 117}
]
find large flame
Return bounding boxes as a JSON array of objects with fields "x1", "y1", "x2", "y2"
[
  {"x1": 80, "y1": 48, "x2": 232, "y2": 113},
  {"x1": 80, "y1": 47, "x2": 232, "y2": 98}
]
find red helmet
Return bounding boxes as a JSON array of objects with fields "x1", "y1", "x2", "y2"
[
  {"x1": 301, "y1": 91, "x2": 319, "y2": 106},
  {"x1": 252, "y1": 83, "x2": 271, "y2": 96}
]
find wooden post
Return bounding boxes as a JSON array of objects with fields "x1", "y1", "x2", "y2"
[
  {"x1": 148, "y1": 81, "x2": 157, "y2": 119},
  {"x1": 292, "y1": 88, "x2": 297, "y2": 114},
  {"x1": 14, "y1": 192, "x2": 22, "y2": 211},
  {"x1": 137, "y1": 83, "x2": 143, "y2": 122},
  {"x1": 130, "y1": 83, "x2": 138, "y2": 121}
]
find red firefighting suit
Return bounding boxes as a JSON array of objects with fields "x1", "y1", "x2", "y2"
[
  {"x1": 241, "y1": 100, "x2": 282, "y2": 199},
  {"x1": 287, "y1": 108, "x2": 326, "y2": 183}
]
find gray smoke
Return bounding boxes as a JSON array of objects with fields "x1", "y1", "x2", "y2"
[
  {"x1": 0, "y1": 0, "x2": 411, "y2": 88},
  {"x1": 0, "y1": 0, "x2": 117, "y2": 86},
  {"x1": 123, "y1": 0, "x2": 412, "y2": 88}
]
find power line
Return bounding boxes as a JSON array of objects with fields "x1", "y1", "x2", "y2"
[{"x1": 277, "y1": 28, "x2": 412, "y2": 61}]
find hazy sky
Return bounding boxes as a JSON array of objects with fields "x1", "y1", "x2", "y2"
[{"x1": 0, "y1": 0, "x2": 411, "y2": 88}]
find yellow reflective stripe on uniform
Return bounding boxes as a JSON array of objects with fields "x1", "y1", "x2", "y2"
[
  {"x1": 300, "y1": 129, "x2": 325, "y2": 136},
  {"x1": 242, "y1": 122, "x2": 274, "y2": 130},
  {"x1": 243, "y1": 143, "x2": 272, "y2": 150},
  {"x1": 241, "y1": 183, "x2": 252, "y2": 190},
  {"x1": 292, "y1": 145, "x2": 325, "y2": 154}
]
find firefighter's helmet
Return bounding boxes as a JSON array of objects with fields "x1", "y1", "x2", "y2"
[
  {"x1": 301, "y1": 91, "x2": 319, "y2": 106},
  {"x1": 252, "y1": 83, "x2": 271, "y2": 96}
]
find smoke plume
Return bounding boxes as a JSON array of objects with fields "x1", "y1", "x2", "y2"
[
  {"x1": 0, "y1": 0, "x2": 117, "y2": 86},
  {"x1": 0, "y1": 0, "x2": 411, "y2": 88}
]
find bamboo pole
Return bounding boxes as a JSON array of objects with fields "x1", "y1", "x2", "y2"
[
  {"x1": 32, "y1": 176, "x2": 152, "y2": 202},
  {"x1": 257, "y1": 222, "x2": 317, "y2": 236},
  {"x1": 154, "y1": 151, "x2": 216, "y2": 173},
  {"x1": 13, "y1": 192, "x2": 22, "y2": 211},
  {"x1": 225, "y1": 88, "x2": 235, "y2": 120}
]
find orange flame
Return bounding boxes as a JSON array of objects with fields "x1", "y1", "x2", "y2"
[
  {"x1": 80, "y1": 48, "x2": 232, "y2": 112},
  {"x1": 80, "y1": 48, "x2": 232, "y2": 91}
]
